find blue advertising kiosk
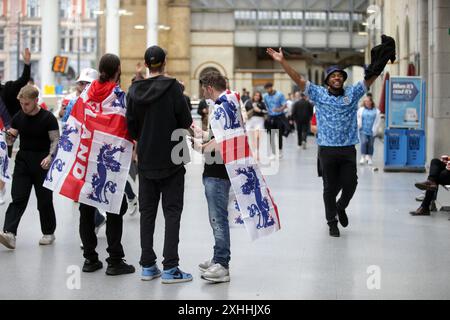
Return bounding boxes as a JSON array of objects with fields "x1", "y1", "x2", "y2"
[{"x1": 384, "y1": 76, "x2": 427, "y2": 172}]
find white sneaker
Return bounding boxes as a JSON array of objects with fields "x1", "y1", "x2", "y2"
[
  {"x1": 366, "y1": 155, "x2": 373, "y2": 166},
  {"x1": 278, "y1": 151, "x2": 283, "y2": 159},
  {"x1": 127, "y1": 197, "x2": 138, "y2": 216},
  {"x1": 302, "y1": 142, "x2": 307, "y2": 150},
  {"x1": 39, "y1": 234, "x2": 55, "y2": 246},
  {"x1": 0, "y1": 232, "x2": 16, "y2": 249},
  {"x1": 269, "y1": 154, "x2": 276, "y2": 160},
  {"x1": 202, "y1": 263, "x2": 230, "y2": 283},
  {"x1": 359, "y1": 156, "x2": 365, "y2": 165},
  {"x1": 198, "y1": 259, "x2": 214, "y2": 273}
]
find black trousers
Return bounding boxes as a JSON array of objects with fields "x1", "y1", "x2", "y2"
[
  {"x1": 267, "y1": 116, "x2": 285, "y2": 153},
  {"x1": 139, "y1": 167, "x2": 185, "y2": 270},
  {"x1": 296, "y1": 121, "x2": 309, "y2": 145},
  {"x1": 422, "y1": 159, "x2": 450, "y2": 209},
  {"x1": 318, "y1": 146, "x2": 358, "y2": 224},
  {"x1": 3, "y1": 150, "x2": 56, "y2": 235},
  {"x1": 79, "y1": 195, "x2": 127, "y2": 264}
]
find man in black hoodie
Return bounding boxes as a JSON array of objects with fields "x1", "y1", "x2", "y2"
[{"x1": 126, "y1": 45, "x2": 193, "y2": 284}]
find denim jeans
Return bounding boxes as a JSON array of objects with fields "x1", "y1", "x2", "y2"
[
  {"x1": 360, "y1": 131, "x2": 375, "y2": 156},
  {"x1": 203, "y1": 177, "x2": 231, "y2": 269}
]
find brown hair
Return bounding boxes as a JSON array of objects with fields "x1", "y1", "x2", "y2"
[
  {"x1": 17, "y1": 85, "x2": 39, "y2": 100},
  {"x1": 199, "y1": 71, "x2": 227, "y2": 92}
]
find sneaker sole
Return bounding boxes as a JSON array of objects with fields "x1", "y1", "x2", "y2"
[
  {"x1": 161, "y1": 277, "x2": 193, "y2": 284},
  {"x1": 83, "y1": 266, "x2": 103, "y2": 273},
  {"x1": 141, "y1": 273, "x2": 162, "y2": 281},
  {"x1": 39, "y1": 241, "x2": 55, "y2": 246},
  {"x1": 0, "y1": 236, "x2": 15, "y2": 249},
  {"x1": 202, "y1": 275, "x2": 230, "y2": 283},
  {"x1": 106, "y1": 269, "x2": 136, "y2": 276}
]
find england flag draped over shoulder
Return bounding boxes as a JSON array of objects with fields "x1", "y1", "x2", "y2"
[
  {"x1": 44, "y1": 81, "x2": 133, "y2": 214},
  {"x1": 209, "y1": 91, "x2": 281, "y2": 241},
  {"x1": 0, "y1": 132, "x2": 11, "y2": 183}
]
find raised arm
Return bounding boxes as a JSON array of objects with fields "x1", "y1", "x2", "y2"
[
  {"x1": 267, "y1": 48, "x2": 307, "y2": 92},
  {"x1": 364, "y1": 75, "x2": 379, "y2": 89}
]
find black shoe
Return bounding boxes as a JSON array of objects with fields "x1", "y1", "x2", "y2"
[
  {"x1": 106, "y1": 260, "x2": 136, "y2": 276},
  {"x1": 409, "y1": 207, "x2": 430, "y2": 216},
  {"x1": 82, "y1": 259, "x2": 103, "y2": 273},
  {"x1": 414, "y1": 180, "x2": 438, "y2": 191},
  {"x1": 328, "y1": 222, "x2": 340, "y2": 237},
  {"x1": 337, "y1": 209, "x2": 349, "y2": 228}
]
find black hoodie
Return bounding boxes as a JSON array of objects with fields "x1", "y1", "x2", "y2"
[{"x1": 126, "y1": 75, "x2": 192, "y2": 178}]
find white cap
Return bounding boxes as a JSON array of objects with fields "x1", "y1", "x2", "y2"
[{"x1": 76, "y1": 68, "x2": 99, "y2": 83}]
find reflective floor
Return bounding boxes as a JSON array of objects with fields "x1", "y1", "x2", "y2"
[{"x1": 1, "y1": 134, "x2": 450, "y2": 300}]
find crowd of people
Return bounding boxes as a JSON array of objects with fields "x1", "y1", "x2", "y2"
[{"x1": 0, "y1": 35, "x2": 446, "y2": 284}]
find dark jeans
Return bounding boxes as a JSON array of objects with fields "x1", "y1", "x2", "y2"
[
  {"x1": 203, "y1": 177, "x2": 231, "y2": 269},
  {"x1": 139, "y1": 167, "x2": 185, "y2": 270},
  {"x1": 79, "y1": 195, "x2": 127, "y2": 264},
  {"x1": 318, "y1": 146, "x2": 358, "y2": 224},
  {"x1": 422, "y1": 159, "x2": 450, "y2": 209},
  {"x1": 267, "y1": 115, "x2": 285, "y2": 153},
  {"x1": 3, "y1": 150, "x2": 56, "y2": 236},
  {"x1": 296, "y1": 121, "x2": 309, "y2": 145},
  {"x1": 360, "y1": 131, "x2": 375, "y2": 156}
]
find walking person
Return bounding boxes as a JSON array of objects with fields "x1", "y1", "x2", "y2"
[
  {"x1": 0, "y1": 96, "x2": 12, "y2": 205},
  {"x1": 244, "y1": 91, "x2": 267, "y2": 162},
  {"x1": 267, "y1": 37, "x2": 394, "y2": 237},
  {"x1": 357, "y1": 96, "x2": 381, "y2": 165},
  {"x1": 77, "y1": 54, "x2": 135, "y2": 276},
  {"x1": 263, "y1": 82, "x2": 288, "y2": 159},
  {"x1": 0, "y1": 85, "x2": 60, "y2": 249},
  {"x1": 126, "y1": 45, "x2": 193, "y2": 284},
  {"x1": 292, "y1": 92, "x2": 314, "y2": 149}
]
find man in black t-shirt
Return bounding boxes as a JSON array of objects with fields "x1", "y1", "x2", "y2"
[{"x1": 0, "y1": 85, "x2": 60, "y2": 250}]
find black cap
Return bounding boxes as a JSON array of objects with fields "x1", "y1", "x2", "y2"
[{"x1": 144, "y1": 46, "x2": 166, "y2": 68}]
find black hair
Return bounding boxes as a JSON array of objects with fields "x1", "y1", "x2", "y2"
[
  {"x1": 98, "y1": 54, "x2": 121, "y2": 83},
  {"x1": 264, "y1": 82, "x2": 273, "y2": 89}
]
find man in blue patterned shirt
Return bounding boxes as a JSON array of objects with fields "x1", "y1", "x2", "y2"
[
  {"x1": 263, "y1": 82, "x2": 288, "y2": 159},
  {"x1": 267, "y1": 48, "x2": 384, "y2": 238}
]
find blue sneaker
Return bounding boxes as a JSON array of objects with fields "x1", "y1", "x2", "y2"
[
  {"x1": 161, "y1": 267, "x2": 193, "y2": 284},
  {"x1": 141, "y1": 264, "x2": 162, "y2": 281}
]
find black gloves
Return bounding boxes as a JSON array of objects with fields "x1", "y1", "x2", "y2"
[{"x1": 365, "y1": 35, "x2": 396, "y2": 81}]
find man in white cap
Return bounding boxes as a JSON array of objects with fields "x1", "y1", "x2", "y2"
[{"x1": 59, "y1": 68, "x2": 98, "y2": 122}]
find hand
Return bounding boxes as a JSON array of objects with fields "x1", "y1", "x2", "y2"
[
  {"x1": 22, "y1": 48, "x2": 31, "y2": 65},
  {"x1": 266, "y1": 47, "x2": 284, "y2": 62},
  {"x1": 136, "y1": 62, "x2": 143, "y2": 72},
  {"x1": 202, "y1": 108, "x2": 209, "y2": 114},
  {"x1": 190, "y1": 124, "x2": 204, "y2": 138},
  {"x1": 41, "y1": 155, "x2": 52, "y2": 170}
]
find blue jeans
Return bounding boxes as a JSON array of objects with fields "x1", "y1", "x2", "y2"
[
  {"x1": 203, "y1": 177, "x2": 231, "y2": 269},
  {"x1": 360, "y1": 132, "x2": 375, "y2": 156}
]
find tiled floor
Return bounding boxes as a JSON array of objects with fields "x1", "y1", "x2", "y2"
[{"x1": 1, "y1": 134, "x2": 449, "y2": 300}]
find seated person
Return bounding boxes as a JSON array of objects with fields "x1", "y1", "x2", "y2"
[{"x1": 410, "y1": 155, "x2": 450, "y2": 216}]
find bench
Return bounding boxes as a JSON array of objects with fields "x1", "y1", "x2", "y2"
[{"x1": 437, "y1": 185, "x2": 450, "y2": 212}]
